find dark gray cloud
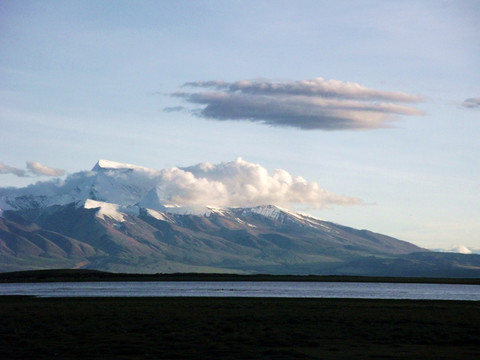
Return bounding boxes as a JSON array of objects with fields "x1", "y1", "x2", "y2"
[
  {"x1": 163, "y1": 106, "x2": 187, "y2": 112},
  {"x1": 172, "y1": 78, "x2": 424, "y2": 130},
  {"x1": 462, "y1": 97, "x2": 480, "y2": 109},
  {"x1": 0, "y1": 161, "x2": 65, "y2": 177}
]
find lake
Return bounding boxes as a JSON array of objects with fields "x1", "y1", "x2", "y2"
[{"x1": 1, "y1": 281, "x2": 479, "y2": 300}]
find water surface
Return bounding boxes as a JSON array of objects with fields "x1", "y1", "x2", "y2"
[{"x1": 1, "y1": 281, "x2": 479, "y2": 300}]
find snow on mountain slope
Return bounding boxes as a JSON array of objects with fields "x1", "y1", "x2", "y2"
[
  {"x1": 1, "y1": 158, "x2": 364, "y2": 220},
  {"x1": 80, "y1": 198, "x2": 178, "y2": 224},
  {"x1": 0, "y1": 181, "x2": 332, "y2": 230},
  {"x1": 233, "y1": 205, "x2": 331, "y2": 230},
  {"x1": 206, "y1": 206, "x2": 232, "y2": 217},
  {"x1": 249, "y1": 204, "x2": 284, "y2": 220},
  {"x1": 1, "y1": 159, "x2": 223, "y2": 214},
  {"x1": 0, "y1": 160, "x2": 161, "y2": 212},
  {"x1": 144, "y1": 208, "x2": 176, "y2": 222},
  {"x1": 92, "y1": 159, "x2": 158, "y2": 174},
  {"x1": 0, "y1": 158, "x2": 360, "y2": 235},
  {"x1": 83, "y1": 199, "x2": 128, "y2": 222}
]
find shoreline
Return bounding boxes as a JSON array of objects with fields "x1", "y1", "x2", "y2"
[{"x1": 1, "y1": 268, "x2": 480, "y2": 284}]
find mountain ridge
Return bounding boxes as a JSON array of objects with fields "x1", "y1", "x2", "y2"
[
  {"x1": 0, "y1": 200, "x2": 428, "y2": 274},
  {"x1": 1, "y1": 160, "x2": 479, "y2": 276}
]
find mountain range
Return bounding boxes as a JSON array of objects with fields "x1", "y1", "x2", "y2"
[{"x1": 1, "y1": 160, "x2": 479, "y2": 277}]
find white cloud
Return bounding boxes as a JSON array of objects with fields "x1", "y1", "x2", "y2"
[
  {"x1": 0, "y1": 161, "x2": 65, "y2": 177},
  {"x1": 171, "y1": 77, "x2": 424, "y2": 130},
  {"x1": 431, "y1": 245, "x2": 477, "y2": 254},
  {"x1": 450, "y1": 245, "x2": 472, "y2": 254},
  {"x1": 156, "y1": 158, "x2": 362, "y2": 209},
  {"x1": 1, "y1": 158, "x2": 363, "y2": 212},
  {"x1": 26, "y1": 161, "x2": 65, "y2": 177}
]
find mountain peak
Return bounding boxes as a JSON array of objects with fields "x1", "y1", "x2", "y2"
[
  {"x1": 92, "y1": 159, "x2": 157, "y2": 173},
  {"x1": 92, "y1": 159, "x2": 153, "y2": 172}
]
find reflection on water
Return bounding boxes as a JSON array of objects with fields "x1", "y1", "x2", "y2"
[{"x1": 1, "y1": 281, "x2": 479, "y2": 300}]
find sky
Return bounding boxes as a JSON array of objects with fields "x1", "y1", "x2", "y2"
[{"x1": 1, "y1": 0, "x2": 479, "y2": 251}]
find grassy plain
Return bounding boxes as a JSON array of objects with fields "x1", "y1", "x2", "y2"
[{"x1": 0, "y1": 296, "x2": 479, "y2": 359}]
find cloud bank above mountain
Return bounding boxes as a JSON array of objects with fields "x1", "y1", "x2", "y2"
[
  {"x1": 163, "y1": 158, "x2": 362, "y2": 209},
  {"x1": 1, "y1": 159, "x2": 362, "y2": 212},
  {"x1": 169, "y1": 78, "x2": 424, "y2": 130}
]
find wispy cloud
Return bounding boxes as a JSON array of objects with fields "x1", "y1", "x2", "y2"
[
  {"x1": 0, "y1": 163, "x2": 27, "y2": 177},
  {"x1": 170, "y1": 77, "x2": 424, "y2": 130},
  {"x1": 0, "y1": 161, "x2": 65, "y2": 177},
  {"x1": 26, "y1": 161, "x2": 65, "y2": 177},
  {"x1": 163, "y1": 106, "x2": 187, "y2": 112},
  {"x1": 461, "y1": 97, "x2": 480, "y2": 109}
]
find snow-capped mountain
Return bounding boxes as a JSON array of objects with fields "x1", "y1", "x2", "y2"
[
  {"x1": 1, "y1": 160, "x2": 480, "y2": 276},
  {"x1": 0, "y1": 160, "x2": 162, "y2": 210},
  {"x1": 1, "y1": 160, "x2": 225, "y2": 215}
]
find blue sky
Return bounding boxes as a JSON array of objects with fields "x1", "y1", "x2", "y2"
[{"x1": 1, "y1": 0, "x2": 479, "y2": 250}]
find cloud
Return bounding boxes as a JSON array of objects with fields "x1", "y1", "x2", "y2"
[
  {"x1": 0, "y1": 161, "x2": 65, "y2": 177},
  {"x1": 155, "y1": 158, "x2": 362, "y2": 209},
  {"x1": 184, "y1": 79, "x2": 421, "y2": 102},
  {"x1": 171, "y1": 77, "x2": 424, "y2": 130},
  {"x1": 163, "y1": 106, "x2": 187, "y2": 112},
  {"x1": 26, "y1": 161, "x2": 65, "y2": 177},
  {"x1": 461, "y1": 97, "x2": 480, "y2": 109},
  {"x1": 450, "y1": 245, "x2": 472, "y2": 254},
  {"x1": 0, "y1": 163, "x2": 27, "y2": 177},
  {"x1": 1, "y1": 158, "x2": 362, "y2": 212}
]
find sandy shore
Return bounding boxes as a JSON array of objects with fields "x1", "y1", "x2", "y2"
[{"x1": 1, "y1": 296, "x2": 479, "y2": 359}]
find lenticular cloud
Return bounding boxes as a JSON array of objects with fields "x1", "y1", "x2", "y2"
[{"x1": 170, "y1": 77, "x2": 424, "y2": 130}]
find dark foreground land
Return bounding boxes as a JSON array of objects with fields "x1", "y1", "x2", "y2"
[{"x1": 0, "y1": 297, "x2": 479, "y2": 359}]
